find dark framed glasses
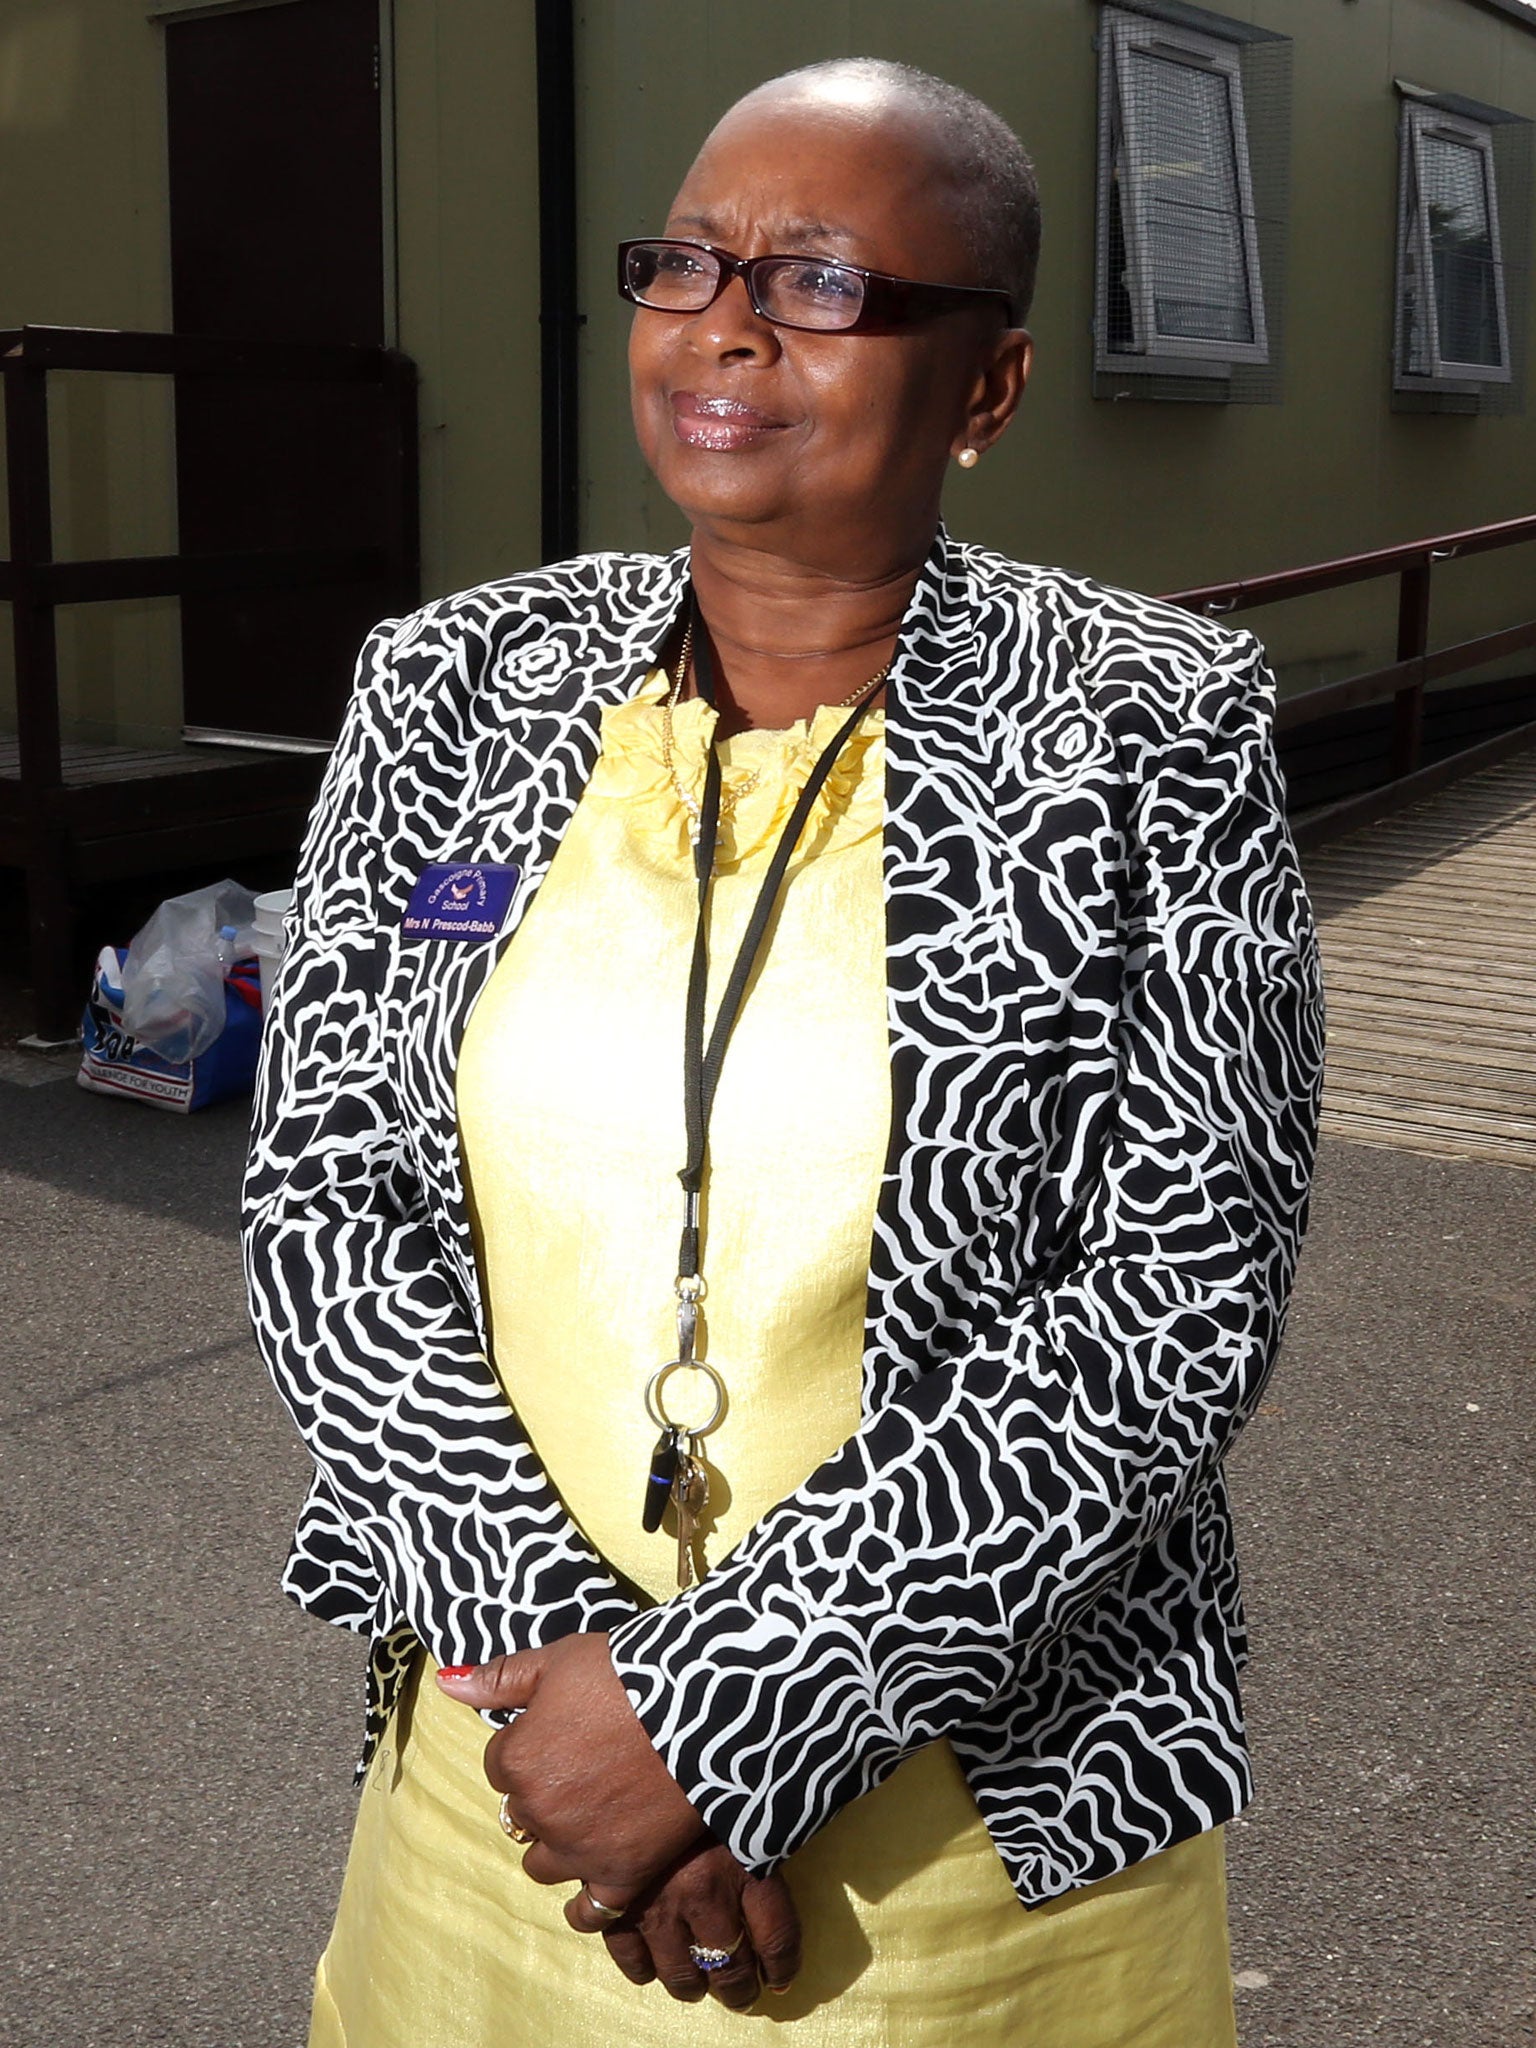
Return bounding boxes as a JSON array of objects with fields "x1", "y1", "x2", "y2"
[{"x1": 617, "y1": 238, "x2": 1015, "y2": 334}]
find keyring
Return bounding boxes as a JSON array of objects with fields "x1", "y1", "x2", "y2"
[{"x1": 645, "y1": 1359, "x2": 726, "y2": 1438}]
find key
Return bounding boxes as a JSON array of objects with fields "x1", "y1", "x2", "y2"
[
  {"x1": 642, "y1": 1426, "x2": 683, "y2": 1534},
  {"x1": 672, "y1": 1452, "x2": 709, "y2": 1591}
]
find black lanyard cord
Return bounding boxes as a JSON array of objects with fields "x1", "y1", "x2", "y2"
[{"x1": 676, "y1": 601, "x2": 887, "y2": 1285}]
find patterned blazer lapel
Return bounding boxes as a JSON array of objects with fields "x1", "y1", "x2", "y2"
[
  {"x1": 873, "y1": 527, "x2": 1011, "y2": 1401},
  {"x1": 869, "y1": 527, "x2": 1128, "y2": 1409},
  {"x1": 385, "y1": 551, "x2": 692, "y2": 1322}
]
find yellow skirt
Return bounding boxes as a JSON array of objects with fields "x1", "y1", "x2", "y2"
[{"x1": 310, "y1": 1655, "x2": 1237, "y2": 2048}]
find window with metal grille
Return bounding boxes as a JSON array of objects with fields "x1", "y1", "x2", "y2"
[
  {"x1": 1093, "y1": 1, "x2": 1290, "y2": 404},
  {"x1": 1393, "y1": 84, "x2": 1532, "y2": 416}
]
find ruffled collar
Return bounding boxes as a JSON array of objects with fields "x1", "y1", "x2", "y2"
[{"x1": 586, "y1": 669, "x2": 885, "y2": 874}]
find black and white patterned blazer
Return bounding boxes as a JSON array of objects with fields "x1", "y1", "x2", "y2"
[{"x1": 242, "y1": 524, "x2": 1324, "y2": 1909}]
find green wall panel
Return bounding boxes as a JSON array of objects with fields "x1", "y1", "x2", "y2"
[{"x1": 574, "y1": 0, "x2": 1536, "y2": 693}]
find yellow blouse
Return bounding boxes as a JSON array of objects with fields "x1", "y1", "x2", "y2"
[
  {"x1": 460, "y1": 671, "x2": 893, "y2": 1596},
  {"x1": 309, "y1": 672, "x2": 1236, "y2": 2047}
]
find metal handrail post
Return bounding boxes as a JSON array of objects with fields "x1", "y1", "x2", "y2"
[{"x1": 1391, "y1": 560, "x2": 1432, "y2": 779}]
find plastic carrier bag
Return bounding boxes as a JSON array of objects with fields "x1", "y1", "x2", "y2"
[
  {"x1": 119, "y1": 878, "x2": 257, "y2": 1062},
  {"x1": 79, "y1": 945, "x2": 262, "y2": 1114},
  {"x1": 77, "y1": 881, "x2": 265, "y2": 1113}
]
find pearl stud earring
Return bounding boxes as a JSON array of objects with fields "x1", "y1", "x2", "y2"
[{"x1": 956, "y1": 447, "x2": 979, "y2": 469}]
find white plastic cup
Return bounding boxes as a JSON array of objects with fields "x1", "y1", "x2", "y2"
[
  {"x1": 252, "y1": 887, "x2": 294, "y2": 937},
  {"x1": 249, "y1": 889, "x2": 294, "y2": 1016}
]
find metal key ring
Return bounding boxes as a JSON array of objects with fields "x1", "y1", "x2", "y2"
[{"x1": 645, "y1": 1360, "x2": 727, "y2": 1438}]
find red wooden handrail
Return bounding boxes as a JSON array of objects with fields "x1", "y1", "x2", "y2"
[
  {"x1": 1162, "y1": 510, "x2": 1536, "y2": 781},
  {"x1": 1163, "y1": 510, "x2": 1536, "y2": 617}
]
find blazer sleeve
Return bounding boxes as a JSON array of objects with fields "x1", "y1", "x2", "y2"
[
  {"x1": 241, "y1": 620, "x2": 638, "y2": 1660},
  {"x1": 605, "y1": 636, "x2": 1325, "y2": 1873}
]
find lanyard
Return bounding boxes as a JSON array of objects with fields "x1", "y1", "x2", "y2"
[
  {"x1": 641, "y1": 596, "x2": 888, "y2": 1554},
  {"x1": 676, "y1": 601, "x2": 886, "y2": 1287}
]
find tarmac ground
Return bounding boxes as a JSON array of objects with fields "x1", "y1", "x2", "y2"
[{"x1": 1, "y1": 1051, "x2": 1531, "y2": 2047}]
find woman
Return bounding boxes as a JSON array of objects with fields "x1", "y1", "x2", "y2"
[{"x1": 244, "y1": 56, "x2": 1323, "y2": 2047}]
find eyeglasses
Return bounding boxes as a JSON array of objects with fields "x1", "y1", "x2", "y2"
[{"x1": 617, "y1": 238, "x2": 1015, "y2": 334}]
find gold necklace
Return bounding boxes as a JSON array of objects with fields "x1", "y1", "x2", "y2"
[
  {"x1": 659, "y1": 620, "x2": 891, "y2": 843},
  {"x1": 660, "y1": 618, "x2": 761, "y2": 837}
]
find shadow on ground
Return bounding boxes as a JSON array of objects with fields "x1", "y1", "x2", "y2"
[{"x1": 0, "y1": 1069, "x2": 252, "y2": 1240}]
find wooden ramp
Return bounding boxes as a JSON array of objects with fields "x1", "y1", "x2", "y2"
[{"x1": 1302, "y1": 749, "x2": 1536, "y2": 1170}]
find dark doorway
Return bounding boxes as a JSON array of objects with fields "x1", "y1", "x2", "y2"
[{"x1": 165, "y1": 0, "x2": 396, "y2": 743}]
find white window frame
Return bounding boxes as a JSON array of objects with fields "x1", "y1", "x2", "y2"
[
  {"x1": 1394, "y1": 103, "x2": 1511, "y2": 389},
  {"x1": 1095, "y1": 6, "x2": 1270, "y2": 376}
]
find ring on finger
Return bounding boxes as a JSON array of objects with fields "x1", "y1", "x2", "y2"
[
  {"x1": 498, "y1": 1794, "x2": 538, "y2": 1846},
  {"x1": 580, "y1": 1885, "x2": 628, "y2": 1924},
  {"x1": 688, "y1": 1930, "x2": 747, "y2": 1973}
]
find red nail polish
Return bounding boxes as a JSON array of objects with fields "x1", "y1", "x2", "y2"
[{"x1": 437, "y1": 1664, "x2": 475, "y2": 1680}]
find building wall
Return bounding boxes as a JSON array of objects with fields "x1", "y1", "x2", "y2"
[
  {"x1": 576, "y1": 0, "x2": 1536, "y2": 696},
  {"x1": 0, "y1": 0, "x2": 1531, "y2": 742},
  {"x1": 393, "y1": 0, "x2": 543, "y2": 602},
  {"x1": 0, "y1": 0, "x2": 179, "y2": 742},
  {"x1": 0, "y1": 0, "x2": 545, "y2": 744}
]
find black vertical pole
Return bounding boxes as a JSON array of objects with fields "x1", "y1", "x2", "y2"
[
  {"x1": 381, "y1": 348, "x2": 421, "y2": 616},
  {"x1": 535, "y1": 0, "x2": 580, "y2": 563},
  {"x1": 4, "y1": 345, "x2": 74, "y2": 1036}
]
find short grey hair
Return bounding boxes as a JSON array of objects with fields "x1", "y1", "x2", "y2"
[{"x1": 757, "y1": 58, "x2": 1042, "y2": 323}]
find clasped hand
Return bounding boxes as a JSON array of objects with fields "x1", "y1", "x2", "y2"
[{"x1": 437, "y1": 1633, "x2": 801, "y2": 2009}]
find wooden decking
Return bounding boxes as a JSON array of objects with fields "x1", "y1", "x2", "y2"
[{"x1": 1305, "y1": 749, "x2": 1536, "y2": 1170}]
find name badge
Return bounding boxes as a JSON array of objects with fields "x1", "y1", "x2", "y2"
[{"x1": 402, "y1": 862, "x2": 521, "y2": 941}]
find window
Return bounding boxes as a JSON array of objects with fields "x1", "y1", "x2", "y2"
[
  {"x1": 1396, "y1": 103, "x2": 1510, "y2": 389},
  {"x1": 1097, "y1": 1, "x2": 1294, "y2": 399}
]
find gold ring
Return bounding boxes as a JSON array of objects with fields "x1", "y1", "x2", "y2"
[
  {"x1": 581, "y1": 1885, "x2": 628, "y2": 1924},
  {"x1": 498, "y1": 1793, "x2": 538, "y2": 1846}
]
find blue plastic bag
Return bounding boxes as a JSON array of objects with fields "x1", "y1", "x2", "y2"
[{"x1": 77, "y1": 946, "x2": 262, "y2": 1113}]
